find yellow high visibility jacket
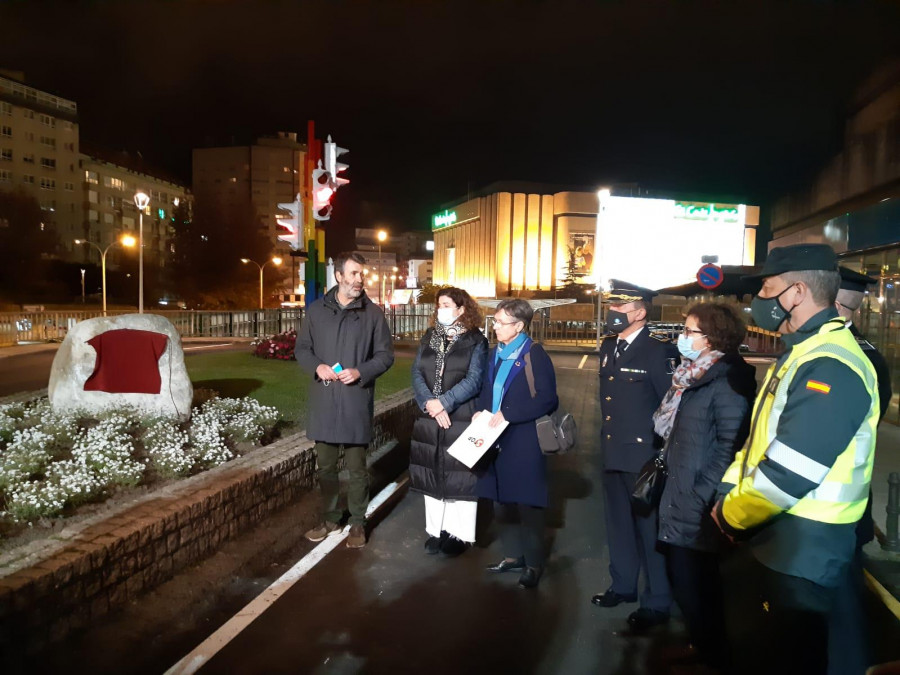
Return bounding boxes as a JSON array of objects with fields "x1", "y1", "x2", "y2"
[{"x1": 721, "y1": 318, "x2": 879, "y2": 533}]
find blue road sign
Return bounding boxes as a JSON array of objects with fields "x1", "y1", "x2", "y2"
[{"x1": 696, "y1": 263, "x2": 724, "y2": 289}]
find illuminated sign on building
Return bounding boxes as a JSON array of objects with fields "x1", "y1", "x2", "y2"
[
  {"x1": 674, "y1": 202, "x2": 742, "y2": 223},
  {"x1": 432, "y1": 210, "x2": 457, "y2": 229}
]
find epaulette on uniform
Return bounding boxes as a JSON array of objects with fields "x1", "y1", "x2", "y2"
[{"x1": 855, "y1": 336, "x2": 876, "y2": 351}]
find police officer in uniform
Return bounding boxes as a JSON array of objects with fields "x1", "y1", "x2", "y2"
[
  {"x1": 712, "y1": 244, "x2": 879, "y2": 675},
  {"x1": 591, "y1": 281, "x2": 678, "y2": 632},
  {"x1": 827, "y1": 266, "x2": 893, "y2": 675}
]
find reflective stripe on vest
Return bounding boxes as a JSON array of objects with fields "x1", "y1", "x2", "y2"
[{"x1": 741, "y1": 319, "x2": 878, "y2": 524}]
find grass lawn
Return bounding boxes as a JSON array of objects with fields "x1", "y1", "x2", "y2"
[{"x1": 185, "y1": 350, "x2": 413, "y2": 428}]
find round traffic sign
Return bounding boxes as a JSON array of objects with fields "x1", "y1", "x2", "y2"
[{"x1": 696, "y1": 263, "x2": 724, "y2": 289}]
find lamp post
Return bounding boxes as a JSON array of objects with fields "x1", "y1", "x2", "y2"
[
  {"x1": 241, "y1": 257, "x2": 283, "y2": 309},
  {"x1": 377, "y1": 229, "x2": 387, "y2": 305},
  {"x1": 74, "y1": 235, "x2": 137, "y2": 315},
  {"x1": 133, "y1": 191, "x2": 150, "y2": 314}
]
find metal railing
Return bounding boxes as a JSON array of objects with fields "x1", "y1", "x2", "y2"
[{"x1": 0, "y1": 309, "x2": 302, "y2": 342}]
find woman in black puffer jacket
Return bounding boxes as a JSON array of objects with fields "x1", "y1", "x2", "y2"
[
  {"x1": 410, "y1": 288, "x2": 487, "y2": 558},
  {"x1": 653, "y1": 302, "x2": 756, "y2": 671}
]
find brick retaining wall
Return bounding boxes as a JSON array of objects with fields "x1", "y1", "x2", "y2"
[{"x1": 0, "y1": 389, "x2": 416, "y2": 654}]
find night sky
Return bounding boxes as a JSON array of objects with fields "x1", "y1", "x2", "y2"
[{"x1": 2, "y1": 1, "x2": 899, "y2": 253}]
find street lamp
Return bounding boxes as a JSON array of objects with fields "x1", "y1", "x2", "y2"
[
  {"x1": 74, "y1": 235, "x2": 137, "y2": 315},
  {"x1": 133, "y1": 191, "x2": 150, "y2": 314},
  {"x1": 377, "y1": 230, "x2": 388, "y2": 305},
  {"x1": 241, "y1": 256, "x2": 283, "y2": 309}
]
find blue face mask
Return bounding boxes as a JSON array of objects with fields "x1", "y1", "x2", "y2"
[{"x1": 677, "y1": 334, "x2": 703, "y2": 361}]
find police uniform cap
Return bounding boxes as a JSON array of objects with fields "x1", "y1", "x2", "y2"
[
  {"x1": 838, "y1": 266, "x2": 877, "y2": 293},
  {"x1": 742, "y1": 243, "x2": 838, "y2": 280},
  {"x1": 603, "y1": 280, "x2": 658, "y2": 304}
]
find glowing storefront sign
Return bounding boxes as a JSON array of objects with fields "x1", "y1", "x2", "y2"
[
  {"x1": 432, "y1": 209, "x2": 457, "y2": 229},
  {"x1": 674, "y1": 202, "x2": 741, "y2": 223}
]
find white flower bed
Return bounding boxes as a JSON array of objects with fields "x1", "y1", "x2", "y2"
[{"x1": 0, "y1": 396, "x2": 279, "y2": 527}]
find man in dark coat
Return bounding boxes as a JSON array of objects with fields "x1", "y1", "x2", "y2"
[
  {"x1": 828, "y1": 266, "x2": 893, "y2": 675},
  {"x1": 295, "y1": 252, "x2": 394, "y2": 549},
  {"x1": 592, "y1": 281, "x2": 677, "y2": 633}
]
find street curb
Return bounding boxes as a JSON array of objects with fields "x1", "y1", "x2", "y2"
[{"x1": 0, "y1": 389, "x2": 417, "y2": 656}]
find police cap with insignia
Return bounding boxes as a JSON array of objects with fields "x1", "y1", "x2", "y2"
[
  {"x1": 603, "y1": 280, "x2": 659, "y2": 304},
  {"x1": 742, "y1": 243, "x2": 838, "y2": 280},
  {"x1": 838, "y1": 267, "x2": 877, "y2": 293}
]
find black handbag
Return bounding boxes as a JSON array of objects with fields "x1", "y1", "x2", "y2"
[{"x1": 630, "y1": 441, "x2": 669, "y2": 516}]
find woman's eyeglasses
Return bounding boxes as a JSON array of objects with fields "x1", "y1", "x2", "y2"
[{"x1": 682, "y1": 327, "x2": 706, "y2": 337}]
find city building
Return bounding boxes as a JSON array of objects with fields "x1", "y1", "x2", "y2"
[
  {"x1": 430, "y1": 181, "x2": 759, "y2": 298},
  {"x1": 770, "y1": 60, "x2": 899, "y2": 416},
  {"x1": 407, "y1": 259, "x2": 433, "y2": 287},
  {"x1": 0, "y1": 72, "x2": 81, "y2": 248},
  {"x1": 79, "y1": 153, "x2": 189, "y2": 268},
  {"x1": 192, "y1": 133, "x2": 307, "y2": 292}
]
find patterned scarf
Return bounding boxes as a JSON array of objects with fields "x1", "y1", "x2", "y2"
[
  {"x1": 652, "y1": 349, "x2": 724, "y2": 440},
  {"x1": 429, "y1": 321, "x2": 467, "y2": 396}
]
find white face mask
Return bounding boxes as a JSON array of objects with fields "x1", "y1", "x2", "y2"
[{"x1": 437, "y1": 307, "x2": 458, "y2": 326}]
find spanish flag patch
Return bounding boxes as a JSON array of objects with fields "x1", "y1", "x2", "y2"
[{"x1": 806, "y1": 380, "x2": 831, "y2": 394}]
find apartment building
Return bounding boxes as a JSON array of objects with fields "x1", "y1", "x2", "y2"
[
  {"x1": 79, "y1": 154, "x2": 189, "y2": 269},
  {"x1": 0, "y1": 73, "x2": 81, "y2": 246}
]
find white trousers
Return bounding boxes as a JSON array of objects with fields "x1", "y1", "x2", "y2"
[{"x1": 423, "y1": 495, "x2": 477, "y2": 543}]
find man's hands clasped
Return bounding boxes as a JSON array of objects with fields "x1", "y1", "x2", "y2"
[{"x1": 316, "y1": 364, "x2": 361, "y2": 385}]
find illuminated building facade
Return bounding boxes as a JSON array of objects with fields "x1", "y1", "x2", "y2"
[{"x1": 432, "y1": 182, "x2": 758, "y2": 297}]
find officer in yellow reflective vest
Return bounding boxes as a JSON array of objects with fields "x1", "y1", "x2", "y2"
[{"x1": 711, "y1": 243, "x2": 879, "y2": 675}]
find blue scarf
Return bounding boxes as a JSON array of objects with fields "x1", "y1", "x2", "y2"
[{"x1": 491, "y1": 332, "x2": 530, "y2": 413}]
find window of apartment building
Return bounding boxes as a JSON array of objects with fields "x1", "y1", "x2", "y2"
[
  {"x1": 23, "y1": 153, "x2": 34, "y2": 164},
  {"x1": 39, "y1": 114, "x2": 55, "y2": 127},
  {"x1": 88, "y1": 209, "x2": 98, "y2": 222},
  {"x1": 39, "y1": 136, "x2": 56, "y2": 148},
  {"x1": 103, "y1": 176, "x2": 125, "y2": 190},
  {"x1": 22, "y1": 174, "x2": 34, "y2": 184},
  {"x1": 0, "y1": 126, "x2": 11, "y2": 138},
  {"x1": 229, "y1": 177, "x2": 237, "y2": 183},
  {"x1": 0, "y1": 102, "x2": 11, "y2": 116},
  {"x1": 23, "y1": 110, "x2": 34, "y2": 120},
  {"x1": 25, "y1": 132, "x2": 34, "y2": 142},
  {"x1": 64, "y1": 182, "x2": 74, "y2": 191},
  {"x1": 40, "y1": 200, "x2": 56, "y2": 211},
  {"x1": 122, "y1": 216, "x2": 134, "y2": 227},
  {"x1": 63, "y1": 121, "x2": 74, "y2": 131},
  {"x1": 0, "y1": 170, "x2": 10, "y2": 183},
  {"x1": 63, "y1": 142, "x2": 75, "y2": 152},
  {"x1": 0, "y1": 149, "x2": 11, "y2": 161},
  {"x1": 40, "y1": 178, "x2": 56, "y2": 190},
  {"x1": 40, "y1": 157, "x2": 56, "y2": 169},
  {"x1": 103, "y1": 213, "x2": 114, "y2": 224},
  {"x1": 88, "y1": 190, "x2": 98, "y2": 203},
  {"x1": 85, "y1": 170, "x2": 98, "y2": 184},
  {"x1": 106, "y1": 195, "x2": 116, "y2": 207}
]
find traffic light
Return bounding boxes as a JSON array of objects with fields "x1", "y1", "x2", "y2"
[
  {"x1": 276, "y1": 194, "x2": 302, "y2": 250},
  {"x1": 324, "y1": 135, "x2": 349, "y2": 190},
  {"x1": 311, "y1": 161, "x2": 334, "y2": 221}
]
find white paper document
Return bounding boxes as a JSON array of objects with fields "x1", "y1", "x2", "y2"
[{"x1": 447, "y1": 410, "x2": 509, "y2": 468}]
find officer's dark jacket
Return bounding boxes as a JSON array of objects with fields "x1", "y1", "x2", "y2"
[
  {"x1": 409, "y1": 328, "x2": 488, "y2": 500},
  {"x1": 849, "y1": 323, "x2": 892, "y2": 421},
  {"x1": 599, "y1": 327, "x2": 678, "y2": 472},
  {"x1": 658, "y1": 353, "x2": 756, "y2": 552}
]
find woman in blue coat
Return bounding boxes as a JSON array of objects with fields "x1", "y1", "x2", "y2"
[
  {"x1": 475, "y1": 299, "x2": 559, "y2": 589},
  {"x1": 653, "y1": 302, "x2": 756, "y2": 670}
]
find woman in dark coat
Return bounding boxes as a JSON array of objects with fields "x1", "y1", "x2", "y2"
[
  {"x1": 410, "y1": 288, "x2": 488, "y2": 557},
  {"x1": 476, "y1": 299, "x2": 559, "y2": 589},
  {"x1": 653, "y1": 302, "x2": 756, "y2": 670}
]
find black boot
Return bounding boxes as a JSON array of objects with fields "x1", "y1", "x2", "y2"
[{"x1": 440, "y1": 534, "x2": 469, "y2": 557}]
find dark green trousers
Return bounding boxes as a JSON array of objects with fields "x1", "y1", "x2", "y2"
[{"x1": 315, "y1": 442, "x2": 369, "y2": 526}]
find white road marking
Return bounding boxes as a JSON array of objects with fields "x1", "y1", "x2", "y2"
[
  {"x1": 577, "y1": 355, "x2": 588, "y2": 369},
  {"x1": 164, "y1": 477, "x2": 409, "y2": 675},
  {"x1": 183, "y1": 343, "x2": 233, "y2": 351}
]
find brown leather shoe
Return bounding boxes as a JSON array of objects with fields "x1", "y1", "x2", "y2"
[
  {"x1": 305, "y1": 521, "x2": 340, "y2": 542},
  {"x1": 346, "y1": 524, "x2": 367, "y2": 549}
]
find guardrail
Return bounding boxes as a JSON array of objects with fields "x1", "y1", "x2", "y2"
[{"x1": 0, "y1": 309, "x2": 302, "y2": 342}]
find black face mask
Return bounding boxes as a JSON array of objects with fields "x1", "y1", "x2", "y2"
[
  {"x1": 607, "y1": 309, "x2": 631, "y2": 334},
  {"x1": 750, "y1": 283, "x2": 797, "y2": 332}
]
